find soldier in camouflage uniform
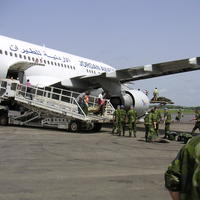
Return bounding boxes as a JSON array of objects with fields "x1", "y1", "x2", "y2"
[
  {"x1": 165, "y1": 136, "x2": 200, "y2": 200},
  {"x1": 153, "y1": 107, "x2": 162, "y2": 136},
  {"x1": 112, "y1": 105, "x2": 121, "y2": 135},
  {"x1": 120, "y1": 105, "x2": 127, "y2": 136},
  {"x1": 145, "y1": 109, "x2": 156, "y2": 142},
  {"x1": 176, "y1": 109, "x2": 183, "y2": 122},
  {"x1": 144, "y1": 111, "x2": 151, "y2": 142},
  {"x1": 164, "y1": 109, "x2": 172, "y2": 138},
  {"x1": 127, "y1": 105, "x2": 137, "y2": 137},
  {"x1": 191, "y1": 109, "x2": 200, "y2": 135}
]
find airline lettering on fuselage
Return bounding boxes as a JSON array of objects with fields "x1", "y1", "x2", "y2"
[
  {"x1": 79, "y1": 60, "x2": 114, "y2": 72},
  {"x1": 9, "y1": 44, "x2": 71, "y2": 63},
  {"x1": 9, "y1": 44, "x2": 114, "y2": 72},
  {"x1": 9, "y1": 45, "x2": 18, "y2": 51}
]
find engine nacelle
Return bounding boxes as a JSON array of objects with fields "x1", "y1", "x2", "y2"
[
  {"x1": 110, "y1": 89, "x2": 150, "y2": 117},
  {"x1": 124, "y1": 90, "x2": 149, "y2": 117}
]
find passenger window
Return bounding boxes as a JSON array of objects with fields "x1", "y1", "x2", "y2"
[
  {"x1": 19, "y1": 54, "x2": 22, "y2": 58},
  {"x1": 5, "y1": 51, "x2": 8, "y2": 55},
  {"x1": 11, "y1": 83, "x2": 17, "y2": 90},
  {"x1": 10, "y1": 52, "x2": 13, "y2": 56},
  {"x1": 32, "y1": 57, "x2": 35, "y2": 61},
  {"x1": 28, "y1": 56, "x2": 30, "y2": 61},
  {"x1": 24, "y1": 55, "x2": 26, "y2": 60},
  {"x1": 1, "y1": 81, "x2": 7, "y2": 87},
  {"x1": 54, "y1": 62, "x2": 57, "y2": 66},
  {"x1": 44, "y1": 60, "x2": 46, "y2": 64},
  {"x1": 47, "y1": 61, "x2": 50, "y2": 64},
  {"x1": 58, "y1": 63, "x2": 60, "y2": 67},
  {"x1": 15, "y1": 53, "x2": 17, "y2": 57},
  {"x1": 51, "y1": 61, "x2": 53, "y2": 65},
  {"x1": 0, "y1": 49, "x2": 2, "y2": 54}
]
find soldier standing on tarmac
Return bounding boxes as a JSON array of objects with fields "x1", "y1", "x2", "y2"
[
  {"x1": 127, "y1": 105, "x2": 137, "y2": 137},
  {"x1": 176, "y1": 108, "x2": 183, "y2": 122},
  {"x1": 144, "y1": 111, "x2": 151, "y2": 142},
  {"x1": 120, "y1": 105, "x2": 127, "y2": 136},
  {"x1": 164, "y1": 108, "x2": 172, "y2": 138},
  {"x1": 153, "y1": 107, "x2": 162, "y2": 136},
  {"x1": 191, "y1": 109, "x2": 200, "y2": 135},
  {"x1": 151, "y1": 108, "x2": 158, "y2": 141},
  {"x1": 112, "y1": 105, "x2": 121, "y2": 135},
  {"x1": 145, "y1": 109, "x2": 156, "y2": 142}
]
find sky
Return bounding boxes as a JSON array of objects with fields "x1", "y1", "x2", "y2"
[{"x1": 1, "y1": 0, "x2": 200, "y2": 106}]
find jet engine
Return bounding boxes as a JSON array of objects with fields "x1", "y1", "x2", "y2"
[{"x1": 110, "y1": 90, "x2": 150, "y2": 117}]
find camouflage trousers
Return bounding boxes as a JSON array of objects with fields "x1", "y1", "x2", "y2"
[
  {"x1": 128, "y1": 122, "x2": 136, "y2": 137},
  {"x1": 165, "y1": 123, "x2": 171, "y2": 138},
  {"x1": 147, "y1": 125, "x2": 157, "y2": 142},
  {"x1": 112, "y1": 121, "x2": 123, "y2": 135},
  {"x1": 155, "y1": 122, "x2": 160, "y2": 136},
  {"x1": 145, "y1": 124, "x2": 150, "y2": 142}
]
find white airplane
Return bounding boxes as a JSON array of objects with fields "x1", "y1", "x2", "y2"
[{"x1": 0, "y1": 35, "x2": 200, "y2": 116}]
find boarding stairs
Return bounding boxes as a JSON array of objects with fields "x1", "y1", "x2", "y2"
[{"x1": 0, "y1": 79, "x2": 115, "y2": 122}]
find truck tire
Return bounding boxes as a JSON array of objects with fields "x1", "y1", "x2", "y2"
[
  {"x1": 0, "y1": 114, "x2": 8, "y2": 126},
  {"x1": 69, "y1": 121, "x2": 79, "y2": 132},
  {"x1": 92, "y1": 123, "x2": 102, "y2": 132}
]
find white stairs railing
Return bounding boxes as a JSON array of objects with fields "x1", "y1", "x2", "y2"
[{"x1": 0, "y1": 79, "x2": 115, "y2": 122}]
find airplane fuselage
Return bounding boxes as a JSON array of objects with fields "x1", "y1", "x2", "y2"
[
  {"x1": 0, "y1": 35, "x2": 115, "y2": 87},
  {"x1": 0, "y1": 35, "x2": 150, "y2": 116}
]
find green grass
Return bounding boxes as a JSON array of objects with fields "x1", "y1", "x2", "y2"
[{"x1": 158, "y1": 109, "x2": 194, "y2": 115}]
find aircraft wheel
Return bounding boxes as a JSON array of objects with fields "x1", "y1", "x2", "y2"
[{"x1": 69, "y1": 121, "x2": 79, "y2": 132}]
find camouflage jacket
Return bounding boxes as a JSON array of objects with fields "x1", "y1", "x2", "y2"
[
  {"x1": 165, "y1": 112, "x2": 172, "y2": 123},
  {"x1": 144, "y1": 113, "x2": 153, "y2": 126},
  {"x1": 127, "y1": 109, "x2": 137, "y2": 123},
  {"x1": 195, "y1": 113, "x2": 200, "y2": 122},
  {"x1": 165, "y1": 136, "x2": 200, "y2": 200},
  {"x1": 113, "y1": 109, "x2": 121, "y2": 122},
  {"x1": 155, "y1": 110, "x2": 162, "y2": 122},
  {"x1": 120, "y1": 109, "x2": 127, "y2": 123}
]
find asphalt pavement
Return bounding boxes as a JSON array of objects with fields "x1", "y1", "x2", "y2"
[{"x1": 0, "y1": 120, "x2": 196, "y2": 200}]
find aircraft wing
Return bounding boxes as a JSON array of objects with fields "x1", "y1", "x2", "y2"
[
  {"x1": 106, "y1": 56, "x2": 200, "y2": 83},
  {"x1": 77, "y1": 56, "x2": 200, "y2": 84}
]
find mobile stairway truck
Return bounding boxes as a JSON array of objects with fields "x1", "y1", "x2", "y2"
[{"x1": 0, "y1": 78, "x2": 115, "y2": 132}]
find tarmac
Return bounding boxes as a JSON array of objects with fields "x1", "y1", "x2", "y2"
[{"x1": 0, "y1": 117, "x2": 197, "y2": 200}]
